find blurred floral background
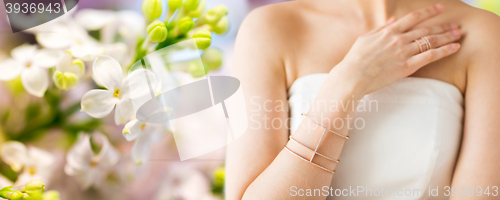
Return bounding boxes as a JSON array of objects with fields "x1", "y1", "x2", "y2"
[{"x1": 0, "y1": 0, "x2": 497, "y2": 200}]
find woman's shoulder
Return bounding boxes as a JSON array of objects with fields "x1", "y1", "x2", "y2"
[
  {"x1": 243, "y1": 1, "x2": 301, "y2": 26},
  {"x1": 451, "y1": 2, "x2": 500, "y2": 61},
  {"x1": 456, "y1": 2, "x2": 500, "y2": 29},
  {"x1": 234, "y1": 2, "x2": 306, "y2": 68},
  {"x1": 444, "y1": 2, "x2": 499, "y2": 33},
  {"x1": 233, "y1": 2, "x2": 304, "y2": 76},
  {"x1": 441, "y1": 2, "x2": 500, "y2": 85},
  {"x1": 238, "y1": 2, "x2": 304, "y2": 44}
]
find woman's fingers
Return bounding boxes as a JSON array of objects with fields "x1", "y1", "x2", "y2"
[
  {"x1": 409, "y1": 29, "x2": 461, "y2": 55},
  {"x1": 389, "y1": 4, "x2": 443, "y2": 33},
  {"x1": 406, "y1": 43, "x2": 460, "y2": 72},
  {"x1": 425, "y1": 29, "x2": 461, "y2": 48},
  {"x1": 404, "y1": 23, "x2": 458, "y2": 42},
  {"x1": 366, "y1": 17, "x2": 397, "y2": 35}
]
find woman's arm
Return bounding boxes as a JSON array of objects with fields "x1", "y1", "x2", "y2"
[
  {"x1": 450, "y1": 12, "x2": 500, "y2": 200},
  {"x1": 227, "y1": 4, "x2": 461, "y2": 200},
  {"x1": 225, "y1": 6, "x2": 290, "y2": 199}
]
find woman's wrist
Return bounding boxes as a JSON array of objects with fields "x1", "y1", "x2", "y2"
[
  {"x1": 298, "y1": 61, "x2": 368, "y2": 139},
  {"x1": 328, "y1": 60, "x2": 370, "y2": 100}
]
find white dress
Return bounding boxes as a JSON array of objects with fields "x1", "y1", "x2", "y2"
[{"x1": 288, "y1": 73, "x2": 464, "y2": 200}]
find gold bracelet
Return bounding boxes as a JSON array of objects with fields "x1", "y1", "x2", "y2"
[
  {"x1": 284, "y1": 146, "x2": 335, "y2": 174},
  {"x1": 301, "y1": 113, "x2": 349, "y2": 139},
  {"x1": 289, "y1": 136, "x2": 340, "y2": 163}
]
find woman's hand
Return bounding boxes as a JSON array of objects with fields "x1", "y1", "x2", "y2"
[{"x1": 335, "y1": 4, "x2": 461, "y2": 95}]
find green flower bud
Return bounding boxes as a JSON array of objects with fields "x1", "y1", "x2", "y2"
[
  {"x1": 10, "y1": 191, "x2": 24, "y2": 200},
  {"x1": 201, "y1": 48, "x2": 223, "y2": 71},
  {"x1": 188, "y1": 61, "x2": 207, "y2": 78},
  {"x1": 183, "y1": 0, "x2": 200, "y2": 11},
  {"x1": 166, "y1": 21, "x2": 176, "y2": 30},
  {"x1": 142, "y1": 0, "x2": 163, "y2": 21},
  {"x1": 147, "y1": 20, "x2": 168, "y2": 43},
  {"x1": 72, "y1": 59, "x2": 86, "y2": 76},
  {"x1": 167, "y1": 29, "x2": 176, "y2": 39},
  {"x1": 147, "y1": 20, "x2": 164, "y2": 33},
  {"x1": 0, "y1": 186, "x2": 13, "y2": 199},
  {"x1": 177, "y1": 17, "x2": 194, "y2": 33},
  {"x1": 212, "y1": 16, "x2": 230, "y2": 35},
  {"x1": 213, "y1": 167, "x2": 225, "y2": 187},
  {"x1": 24, "y1": 179, "x2": 45, "y2": 196},
  {"x1": 42, "y1": 191, "x2": 60, "y2": 200},
  {"x1": 192, "y1": 30, "x2": 212, "y2": 49},
  {"x1": 168, "y1": 0, "x2": 182, "y2": 11},
  {"x1": 204, "y1": 5, "x2": 228, "y2": 25},
  {"x1": 53, "y1": 71, "x2": 79, "y2": 90},
  {"x1": 188, "y1": 0, "x2": 206, "y2": 18}
]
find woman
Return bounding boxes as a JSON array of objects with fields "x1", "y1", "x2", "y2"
[{"x1": 226, "y1": 0, "x2": 500, "y2": 199}]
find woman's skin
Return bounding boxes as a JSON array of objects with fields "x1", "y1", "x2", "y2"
[{"x1": 226, "y1": 0, "x2": 500, "y2": 199}]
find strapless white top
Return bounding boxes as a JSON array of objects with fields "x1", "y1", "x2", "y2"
[{"x1": 288, "y1": 73, "x2": 464, "y2": 200}]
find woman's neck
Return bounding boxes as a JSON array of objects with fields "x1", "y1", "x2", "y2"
[{"x1": 299, "y1": 0, "x2": 410, "y2": 27}]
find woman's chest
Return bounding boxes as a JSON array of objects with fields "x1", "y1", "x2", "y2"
[{"x1": 283, "y1": 18, "x2": 468, "y2": 94}]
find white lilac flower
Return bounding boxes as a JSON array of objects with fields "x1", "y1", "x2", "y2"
[
  {"x1": 74, "y1": 9, "x2": 145, "y2": 66},
  {"x1": 155, "y1": 165, "x2": 216, "y2": 200},
  {"x1": 34, "y1": 23, "x2": 73, "y2": 50},
  {"x1": 122, "y1": 119, "x2": 165, "y2": 165},
  {"x1": 0, "y1": 141, "x2": 55, "y2": 186},
  {"x1": 81, "y1": 55, "x2": 157, "y2": 125},
  {"x1": 74, "y1": 9, "x2": 145, "y2": 41},
  {"x1": 145, "y1": 52, "x2": 194, "y2": 94},
  {"x1": 100, "y1": 43, "x2": 129, "y2": 67},
  {"x1": 34, "y1": 9, "x2": 138, "y2": 65},
  {"x1": 64, "y1": 132, "x2": 119, "y2": 189},
  {"x1": 32, "y1": 13, "x2": 132, "y2": 65},
  {"x1": 53, "y1": 51, "x2": 86, "y2": 90},
  {"x1": 0, "y1": 44, "x2": 60, "y2": 97},
  {"x1": 36, "y1": 21, "x2": 101, "y2": 61}
]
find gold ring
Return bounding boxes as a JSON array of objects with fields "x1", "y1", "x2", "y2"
[
  {"x1": 415, "y1": 37, "x2": 431, "y2": 53},
  {"x1": 423, "y1": 37, "x2": 432, "y2": 50}
]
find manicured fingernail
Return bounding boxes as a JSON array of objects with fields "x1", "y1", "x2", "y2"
[
  {"x1": 449, "y1": 23, "x2": 458, "y2": 29},
  {"x1": 451, "y1": 43, "x2": 460, "y2": 50},
  {"x1": 435, "y1": 4, "x2": 444, "y2": 12},
  {"x1": 452, "y1": 29, "x2": 461, "y2": 37}
]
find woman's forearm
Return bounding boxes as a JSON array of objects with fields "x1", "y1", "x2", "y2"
[{"x1": 242, "y1": 68, "x2": 364, "y2": 200}]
